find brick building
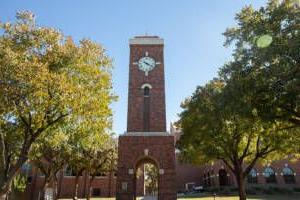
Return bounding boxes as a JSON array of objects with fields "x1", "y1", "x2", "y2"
[{"x1": 170, "y1": 123, "x2": 300, "y2": 191}]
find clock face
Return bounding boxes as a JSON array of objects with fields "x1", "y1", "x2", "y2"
[{"x1": 138, "y1": 56, "x2": 156, "y2": 75}]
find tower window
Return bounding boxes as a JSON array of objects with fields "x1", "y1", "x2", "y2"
[
  {"x1": 144, "y1": 86, "x2": 150, "y2": 97},
  {"x1": 143, "y1": 86, "x2": 150, "y2": 131}
]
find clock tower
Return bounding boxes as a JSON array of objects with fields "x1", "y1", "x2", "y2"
[
  {"x1": 127, "y1": 36, "x2": 166, "y2": 132},
  {"x1": 116, "y1": 36, "x2": 176, "y2": 200}
]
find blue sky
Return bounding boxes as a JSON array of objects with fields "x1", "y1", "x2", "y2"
[{"x1": 0, "y1": 0, "x2": 268, "y2": 134}]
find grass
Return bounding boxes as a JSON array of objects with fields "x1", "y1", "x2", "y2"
[
  {"x1": 60, "y1": 194, "x2": 300, "y2": 200},
  {"x1": 177, "y1": 194, "x2": 300, "y2": 200}
]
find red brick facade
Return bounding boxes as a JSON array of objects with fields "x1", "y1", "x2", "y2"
[
  {"x1": 22, "y1": 169, "x2": 116, "y2": 199},
  {"x1": 127, "y1": 37, "x2": 166, "y2": 132},
  {"x1": 117, "y1": 136, "x2": 176, "y2": 200}
]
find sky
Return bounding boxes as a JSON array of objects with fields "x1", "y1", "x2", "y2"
[{"x1": 0, "y1": 0, "x2": 268, "y2": 134}]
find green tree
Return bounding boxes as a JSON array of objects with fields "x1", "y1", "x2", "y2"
[
  {"x1": 29, "y1": 129, "x2": 70, "y2": 200},
  {"x1": 144, "y1": 163, "x2": 158, "y2": 196},
  {"x1": 0, "y1": 11, "x2": 115, "y2": 197},
  {"x1": 85, "y1": 137, "x2": 117, "y2": 200},
  {"x1": 221, "y1": 0, "x2": 300, "y2": 127},
  {"x1": 177, "y1": 80, "x2": 297, "y2": 200},
  {"x1": 178, "y1": 1, "x2": 300, "y2": 199}
]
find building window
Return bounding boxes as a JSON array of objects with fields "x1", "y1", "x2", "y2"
[
  {"x1": 21, "y1": 163, "x2": 33, "y2": 183},
  {"x1": 264, "y1": 167, "x2": 276, "y2": 184},
  {"x1": 64, "y1": 166, "x2": 76, "y2": 176},
  {"x1": 282, "y1": 167, "x2": 296, "y2": 184},
  {"x1": 143, "y1": 86, "x2": 150, "y2": 132},
  {"x1": 144, "y1": 86, "x2": 150, "y2": 97},
  {"x1": 247, "y1": 169, "x2": 258, "y2": 184},
  {"x1": 21, "y1": 163, "x2": 32, "y2": 175},
  {"x1": 94, "y1": 172, "x2": 107, "y2": 177}
]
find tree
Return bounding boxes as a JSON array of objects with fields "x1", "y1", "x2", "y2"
[
  {"x1": 29, "y1": 129, "x2": 70, "y2": 200},
  {"x1": 177, "y1": 80, "x2": 298, "y2": 200},
  {"x1": 178, "y1": 1, "x2": 300, "y2": 199},
  {"x1": 144, "y1": 163, "x2": 158, "y2": 196},
  {"x1": 85, "y1": 137, "x2": 117, "y2": 200},
  {"x1": 0, "y1": 11, "x2": 115, "y2": 197},
  {"x1": 65, "y1": 129, "x2": 117, "y2": 200},
  {"x1": 221, "y1": 0, "x2": 300, "y2": 128}
]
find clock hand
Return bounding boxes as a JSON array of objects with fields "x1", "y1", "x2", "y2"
[{"x1": 144, "y1": 61, "x2": 153, "y2": 67}]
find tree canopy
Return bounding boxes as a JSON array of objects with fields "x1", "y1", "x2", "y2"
[{"x1": 0, "y1": 10, "x2": 116, "y2": 197}]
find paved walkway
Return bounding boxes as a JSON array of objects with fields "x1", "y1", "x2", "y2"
[{"x1": 137, "y1": 196, "x2": 158, "y2": 200}]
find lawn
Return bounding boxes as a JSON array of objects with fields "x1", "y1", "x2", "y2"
[
  {"x1": 60, "y1": 194, "x2": 300, "y2": 200},
  {"x1": 177, "y1": 194, "x2": 300, "y2": 200}
]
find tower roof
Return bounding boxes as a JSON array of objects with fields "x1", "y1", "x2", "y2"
[{"x1": 129, "y1": 36, "x2": 164, "y2": 45}]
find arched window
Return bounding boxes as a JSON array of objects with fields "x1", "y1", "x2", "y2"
[
  {"x1": 64, "y1": 165, "x2": 76, "y2": 176},
  {"x1": 282, "y1": 167, "x2": 296, "y2": 184},
  {"x1": 144, "y1": 86, "x2": 150, "y2": 97},
  {"x1": 264, "y1": 167, "x2": 276, "y2": 184},
  {"x1": 247, "y1": 168, "x2": 258, "y2": 184}
]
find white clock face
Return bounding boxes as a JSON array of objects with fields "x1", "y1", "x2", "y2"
[{"x1": 138, "y1": 56, "x2": 156, "y2": 75}]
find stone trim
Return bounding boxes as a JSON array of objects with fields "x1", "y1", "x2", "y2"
[
  {"x1": 122, "y1": 132, "x2": 170, "y2": 136},
  {"x1": 141, "y1": 83, "x2": 152, "y2": 89},
  {"x1": 129, "y1": 37, "x2": 164, "y2": 45}
]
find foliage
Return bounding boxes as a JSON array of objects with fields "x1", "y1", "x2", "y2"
[
  {"x1": 221, "y1": 0, "x2": 300, "y2": 127},
  {"x1": 144, "y1": 163, "x2": 158, "y2": 195},
  {"x1": 0, "y1": 10, "x2": 116, "y2": 196},
  {"x1": 177, "y1": 1, "x2": 300, "y2": 200},
  {"x1": 12, "y1": 174, "x2": 27, "y2": 192}
]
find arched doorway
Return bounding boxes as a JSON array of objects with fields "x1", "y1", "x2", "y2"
[
  {"x1": 135, "y1": 157, "x2": 159, "y2": 200},
  {"x1": 219, "y1": 169, "x2": 228, "y2": 186}
]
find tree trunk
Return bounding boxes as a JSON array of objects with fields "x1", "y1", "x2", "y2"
[
  {"x1": 0, "y1": 180, "x2": 12, "y2": 200},
  {"x1": 73, "y1": 175, "x2": 80, "y2": 200},
  {"x1": 87, "y1": 175, "x2": 95, "y2": 200},
  {"x1": 83, "y1": 170, "x2": 89, "y2": 198},
  {"x1": 41, "y1": 181, "x2": 49, "y2": 200},
  {"x1": 0, "y1": 180, "x2": 11, "y2": 198},
  {"x1": 53, "y1": 175, "x2": 58, "y2": 200},
  {"x1": 57, "y1": 170, "x2": 63, "y2": 199},
  {"x1": 235, "y1": 171, "x2": 247, "y2": 200}
]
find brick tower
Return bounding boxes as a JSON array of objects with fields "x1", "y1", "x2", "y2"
[{"x1": 116, "y1": 36, "x2": 176, "y2": 200}]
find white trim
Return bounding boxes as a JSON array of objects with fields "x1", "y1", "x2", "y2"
[
  {"x1": 159, "y1": 169, "x2": 164, "y2": 175},
  {"x1": 122, "y1": 132, "x2": 171, "y2": 136},
  {"x1": 144, "y1": 149, "x2": 149, "y2": 156},
  {"x1": 128, "y1": 169, "x2": 134, "y2": 175},
  {"x1": 129, "y1": 37, "x2": 164, "y2": 45},
  {"x1": 141, "y1": 83, "x2": 152, "y2": 89}
]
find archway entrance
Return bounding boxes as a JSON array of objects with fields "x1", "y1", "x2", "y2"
[
  {"x1": 135, "y1": 158, "x2": 159, "y2": 200},
  {"x1": 116, "y1": 134, "x2": 176, "y2": 200}
]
